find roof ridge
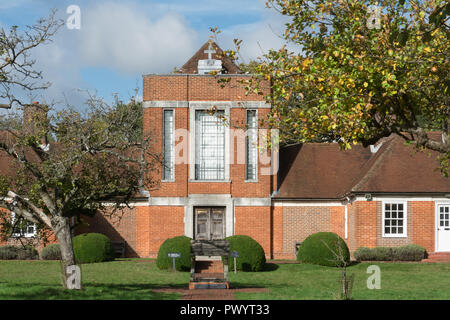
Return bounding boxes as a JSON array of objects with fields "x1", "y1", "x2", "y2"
[
  {"x1": 348, "y1": 136, "x2": 397, "y2": 194},
  {"x1": 179, "y1": 40, "x2": 241, "y2": 74}
]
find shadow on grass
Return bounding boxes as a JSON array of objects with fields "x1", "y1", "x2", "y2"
[
  {"x1": 0, "y1": 282, "x2": 183, "y2": 300},
  {"x1": 262, "y1": 263, "x2": 279, "y2": 272}
]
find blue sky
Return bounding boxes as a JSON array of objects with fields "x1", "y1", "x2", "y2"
[{"x1": 0, "y1": 0, "x2": 291, "y2": 107}]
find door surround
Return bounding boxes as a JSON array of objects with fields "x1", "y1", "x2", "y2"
[{"x1": 185, "y1": 194, "x2": 234, "y2": 239}]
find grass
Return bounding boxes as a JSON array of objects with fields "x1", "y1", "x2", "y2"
[
  {"x1": 0, "y1": 259, "x2": 449, "y2": 300},
  {"x1": 0, "y1": 259, "x2": 186, "y2": 300}
]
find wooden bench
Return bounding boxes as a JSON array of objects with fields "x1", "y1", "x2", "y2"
[{"x1": 112, "y1": 241, "x2": 125, "y2": 258}]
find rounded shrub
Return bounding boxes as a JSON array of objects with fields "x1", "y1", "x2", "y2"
[
  {"x1": 41, "y1": 243, "x2": 62, "y2": 260},
  {"x1": 297, "y1": 232, "x2": 350, "y2": 267},
  {"x1": 225, "y1": 235, "x2": 266, "y2": 272},
  {"x1": 72, "y1": 233, "x2": 115, "y2": 264},
  {"x1": 156, "y1": 236, "x2": 191, "y2": 271}
]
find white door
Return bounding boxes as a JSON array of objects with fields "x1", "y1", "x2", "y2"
[{"x1": 437, "y1": 204, "x2": 450, "y2": 252}]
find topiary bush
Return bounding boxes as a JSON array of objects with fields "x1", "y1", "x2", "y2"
[
  {"x1": 72, "y1": 233, "x2": 115, "y2": 264},
  {"x1": 41, "y1": 243, "x2": 62, "y2": 260},
  {"x1": 0, "y1": 245, "x2": 39, "y2": 260},
  {"x1": 297, "y1": 232, "x2": 350, "y2": 267},
  {"x1": 354, "y1": 244, "x2": 426, "y2": 261},
  {"x1": 225, "y1": 235, "x2": 266, "y2": 271},
  {"x1": 156, "y1": 235, "x2": 191, "y2": 271}
]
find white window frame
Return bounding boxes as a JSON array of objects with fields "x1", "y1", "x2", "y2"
[
  {"x1": 382, "y1": 200, "x2": 407, "y2": 238},
  {"x1": 245, "y1": 109, "x2": 258, "y2": 182},
  {"x1": 11, "y1": 212, "x2": 37, "y2": 238},
  {"x1": 162, "y1": 109, "x2": 175, "y2": 182}
]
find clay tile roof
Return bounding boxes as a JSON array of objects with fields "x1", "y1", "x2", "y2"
[
  {"x1": 179, "y1": 41, "x2": 242, "y2": 74},
  {"x1": 276, "y1": 143, "x2": 373, "y2": 199},
  {"x1": 275, "y1": 133, "x2": 449, "y2": 199},
  {"x1": 350, "y1": 133, "x2": 449, "y2": 194}
]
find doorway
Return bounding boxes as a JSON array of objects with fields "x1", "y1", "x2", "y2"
[{"x1": 194, "y1": 207, "x2": 225, "y2": 240}]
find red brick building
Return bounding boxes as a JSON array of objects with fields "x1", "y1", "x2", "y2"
[{"x1": 2, "y1": 41, "x2": 449, "y2": 259}]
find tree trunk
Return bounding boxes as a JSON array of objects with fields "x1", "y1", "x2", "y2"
[{"x1": 55, "y1": 216, "x2": 81, "y2": 290}]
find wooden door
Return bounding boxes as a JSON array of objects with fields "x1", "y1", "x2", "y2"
[{"x1": 194, "y1": 207, "x2": 225, "y2": 240}]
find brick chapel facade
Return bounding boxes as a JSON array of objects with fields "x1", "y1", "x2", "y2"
[{"x1": 2, "y1": 41, "x2": 449, "y2": 259}]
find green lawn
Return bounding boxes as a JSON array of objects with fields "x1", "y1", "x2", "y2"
[{"x1": 0, "y1": 259, "x2": 449, "y2": 300}]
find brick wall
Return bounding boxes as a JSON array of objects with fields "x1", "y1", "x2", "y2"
[
  {"x1": 143, "y1": 75, "x2": 269, "y2": 102},
  {"x1": 349, "y1": 200, "x2": 436, "y2": 254},
  {"x1": 143, "y1": 106, "x2": 274, "y2": 198},
  {"x1": 136, "y1": 206, "x2": 185, "y2": 258},
  {"x1": 234, "y1": 206, "x2": 271, "y2": 258},
  {"x1": 411, "y1": 201, "x2": 435, "y2": 252},
  {"x1": 76, "y1": 207, "x2": 138, "y2": 257},
  {"x1": 278, "y1": 206, "x2": 346, "y2": 259}
]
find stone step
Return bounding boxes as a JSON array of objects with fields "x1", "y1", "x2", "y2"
[
  {"x1": 189, "y1": 281, "x2": 230, "y2": 290},
  {"x1": 194, "y1": 272, "x2": 225, "y2": 281}
]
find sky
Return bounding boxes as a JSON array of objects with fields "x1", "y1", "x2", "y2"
[{"x1": 0, "y1": 0, "x2": 292, "y2": 108}]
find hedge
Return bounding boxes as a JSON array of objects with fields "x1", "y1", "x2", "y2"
[
  {"x1": 72, "y1": 233, "x2": 115, "y2": 264},
  {"x1": 0, "y1": 245, "x2": 39, "y2": 260},
  {"x1": 354, "y1": 244, "x2": 426, "y2": 261},
  {"x1": 297, "y1": 232, "x2": 350, "y2": 267},
  {"x1": 41, "y1": 243, "x2": 62, "y2": 260},
  {"x1": 225, "y1": 235, "x2": 266, "y2": 271},
  {"x1": 156, "y1": 236, "x2": 191, "y2": 271}
]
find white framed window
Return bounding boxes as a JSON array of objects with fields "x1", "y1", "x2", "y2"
[
  {"x1": 382, "y1": 201, "x2": 407, "y2": 237},
  {"x1": 245, "y1": 109, "x2": 258, "y2": 181},
  {"x1": 162, "y1": 109, "x2": 175, "y2": 181},
  {"x1": 11, "y1": 212, "x2": 37, "y2": 238}
]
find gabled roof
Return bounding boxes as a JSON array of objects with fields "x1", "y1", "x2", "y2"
[
  {"x1": 350, "y1": 133, "x2": 449, "y2": 194},
  {"x1": 179, "y1": 41, "x2": 242, "y2": 74},
  {"x1": 275, "y1": 133, "x2": 450, "y2": 199}
]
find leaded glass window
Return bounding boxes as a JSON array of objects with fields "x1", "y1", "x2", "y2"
[
  {"x1": 246, "y1": 110, "x2": 257, "y2": 180},
  {"x1": 163, "y1": 109, "x2": 174, "y2": 180},
  {"x1": 195, "y1": 110, "x2": 225, "y2": 180}
]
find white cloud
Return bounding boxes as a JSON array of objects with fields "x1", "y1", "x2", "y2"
[
  {"x1": 78, "y1": 1, "x2": 198, "y2": 74},
  {"x1": 217, "y1": 2, "x2": 298, "y2": 63}
]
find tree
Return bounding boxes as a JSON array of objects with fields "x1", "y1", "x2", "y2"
[
  {"x1": 242, "y1": 0, "x2": 449, "y2": 174},
  {"x1": 0, "y1": 10, "x2": 62, "y2": 109},
  {"x1": 0, "y1": 12, "x2": 161, "y2": 289},
  {"x1": 0, "y1": 97, "x2": 160, "y2": 289}
]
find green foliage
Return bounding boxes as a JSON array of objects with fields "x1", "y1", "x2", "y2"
[
  {"x1": 156, "y1": 236, "x2": 191, "y2": 271},
  {"x1": 72, "y1": 233, "x2": 115, "y2": 264},
  {"x1": 0, "y1": 245, "x2": 39, "y2": 260},
  {"x1": 238, "y1": 60, "x2": 262, "y2": 74},
  {"x1": 225, "y1": 235, "x2": 266, "y2": 271},
  {"x1": 242, "y1": 0, "x2": 449, "y2": 172},
  {"x1": 354, "y1": 244, "x2": 426, "y2": 261},
  {"x1": 297, "y1": 232, "x2": 350, "y2": 267},
  {"x1": 40, "y1": 243, "x2": 61, "y2": 260},
  {"x1": 0, "y1": 176, "x2": 9, "y2": 197}
]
